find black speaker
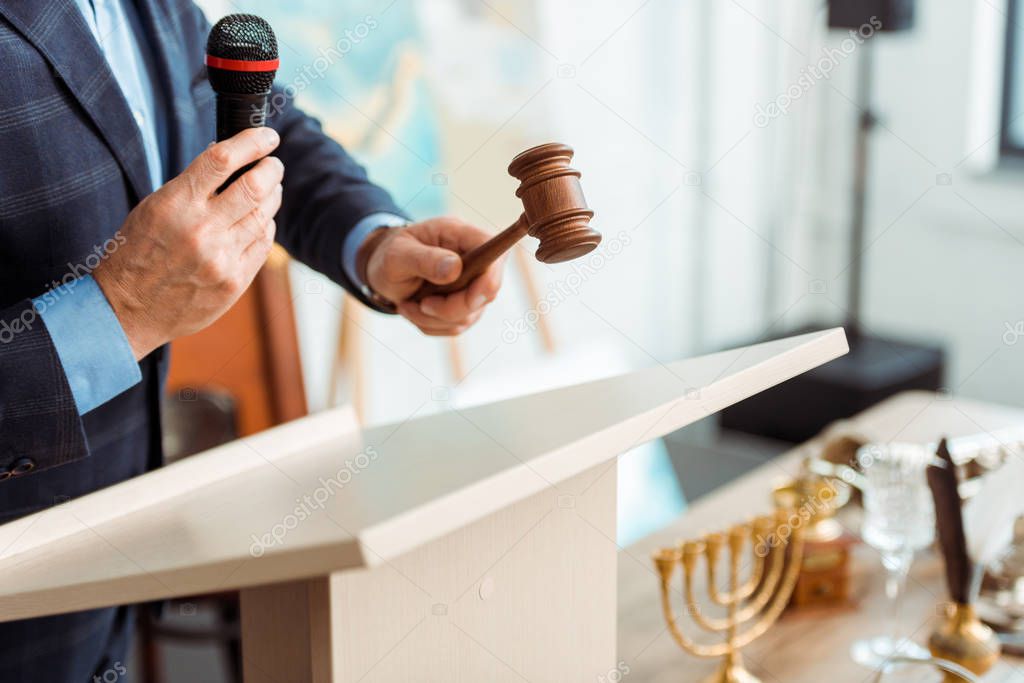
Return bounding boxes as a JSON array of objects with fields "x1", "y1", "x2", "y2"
[
  {"x1": 719, "y1": 327, "x2": 944, "y2": 443},
  {"x1": 828, "y1": 0, "x2": 914, "y2": 32}
]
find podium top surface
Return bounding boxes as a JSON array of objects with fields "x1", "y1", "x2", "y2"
[{"x1": 0, "y1": 328, "x2": 847, "y2": 622}]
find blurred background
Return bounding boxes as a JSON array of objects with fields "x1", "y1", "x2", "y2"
[
  {"x1": 184, "y1": 0, "x2": 1024, "y2": 553},
  {"x1": 149, "y1": 0, "x2": 1024, "y2": 678}
]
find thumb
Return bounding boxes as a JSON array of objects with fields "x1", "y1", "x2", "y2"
[{"x1": 396, "y1": 238, "x2": 462, "y2": 284}]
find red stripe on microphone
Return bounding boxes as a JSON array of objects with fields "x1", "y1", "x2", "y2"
[{"x1": 205, "y1": 54, "x2": 280, "y2": 72}]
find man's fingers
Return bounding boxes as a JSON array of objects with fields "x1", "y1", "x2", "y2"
[
  {"x1": 214, "y1": 156, "x2": 284, "y2": 225},
  {"x1": 240, "y1": 218, "x2": 277, "y2": 268},
  {"x1": 417, "y1": 259, "x2": 503, "y2": 322},
  {"x1": 385, "y1": 236, "x2": 462, "y2": 285},
  {"x1": 396, "y1": 301, "x2": 446, "y2": 328},
  {"x1": 185, "y1": 127, "x2": 280, "y2": 197},
  {"x1": 465, "y1": 259, "x2": 503, "y2": 307},
  {"x1": 411, "y1": 318, "x2": 471, "y2": 337},
  {"x1": 397, "y1": 305, "x2": 481, "y2": 333},
  {"x1": 408, "y1": 217, "x2": 492, "y2": 253},
  {"x1": 233, "y1": 183, "x2": 282, "y2": 246},
  {"x1": 397, "y1": 302, "x2": 481, "y2": 333},
  {"x1": 450, "y1": 222, "x2": 495, "y2": 253},
  {"x1": 417, "y1": 292, "x2": 474, "y2": 323},
  {"x1": 417, "y1": 325, "x2": 471, "y2": 337}
]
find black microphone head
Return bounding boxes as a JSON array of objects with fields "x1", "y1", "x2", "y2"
[{"x1": 205, "y1": 14, "x2": 278, "y2": 95}]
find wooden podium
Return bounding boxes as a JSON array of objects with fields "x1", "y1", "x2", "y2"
[{"x1": 0, "y1": 328, "x2": 847, "y2": 682}]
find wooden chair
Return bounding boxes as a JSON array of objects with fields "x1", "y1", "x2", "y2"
[{"x1": 164, "y1": 246, "x2": 307, "y2": 434}]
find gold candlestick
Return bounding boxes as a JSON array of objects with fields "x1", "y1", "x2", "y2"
[{"x1": 653, "y1": 509, "x2": 805, "y2": 683}]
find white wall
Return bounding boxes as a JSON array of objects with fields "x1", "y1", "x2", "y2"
[
  {"x1": 248, "y1": 0, "x2": 818, "y2": 424},
  {"x1": 802, "y1": 0, "x2": 1024, "y2": 407}
]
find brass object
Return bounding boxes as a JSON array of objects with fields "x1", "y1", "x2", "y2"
[
  {"x1": 772, "y1": 464, "x2": 855, "y2": 608},
  {"x1": 771, "y1": 463, "x2": 850, "y2": 543},
  {"x1": 788, "y1": 532, "x2": 855, "y2": 608},
  {"x1": 653, "y1": 509, "x2": 805, "y2": 683},
  {"x1": 977, "y1": 515, "x2": 1024, "y2": 633},
  {"x1": 928, "y1": 603, "x2": 1001, "y2": 681},
  {"x1": 820, "y1": 432, "x2": 866, "y2": 468}
]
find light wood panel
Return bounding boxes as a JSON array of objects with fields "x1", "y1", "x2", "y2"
[
  {"x1": 618, "y1": 392, "x2": 1024, "y2": 682},
  {"x1": 240, "y1": 578, "x2": 333, "y2": 682},
  {"x1": 241, "y1": 465, "x2": 617, "y2": 683},
  {"x1": 0, "y1": 328, "x2": 847, "y2": 623}
]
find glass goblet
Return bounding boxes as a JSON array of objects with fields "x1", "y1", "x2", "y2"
[{"x1": 850, "y1": 442, "x2": 936, "y2": 669}]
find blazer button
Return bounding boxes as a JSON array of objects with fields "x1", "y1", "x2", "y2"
[
  {"x1": 11, "y1": 458, "x2": 35, "y2": 476},
  {"x1": 0, "y1": 467, "x2": 11, "y2": 481}
]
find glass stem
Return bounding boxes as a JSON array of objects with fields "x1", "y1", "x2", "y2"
[{"x1": 884, "y1": 548, "x2": 913, "y2": 651}]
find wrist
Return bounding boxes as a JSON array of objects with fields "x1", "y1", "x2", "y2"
[
  {"x1": 355, "y1": 227, "x2": 399, "y2": 313},
  {"x1": 93, "y1": 266, "x2": 161, "y2": 360},
  {"x1": 355, "y1": 226, "x2": 392, "y2": 288}
]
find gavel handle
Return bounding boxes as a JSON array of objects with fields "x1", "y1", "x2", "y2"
[{"x1": 412, "y1": 214, "x2": 529, "y2": 301}]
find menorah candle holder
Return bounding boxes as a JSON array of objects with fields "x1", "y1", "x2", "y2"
[{"x1": 653, "y1": 509, "x2": 806, "y2": 683}]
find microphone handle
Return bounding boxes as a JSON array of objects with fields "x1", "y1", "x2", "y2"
[{"x1": 216, "y1": 92, "x2": 271, "y2": 193}]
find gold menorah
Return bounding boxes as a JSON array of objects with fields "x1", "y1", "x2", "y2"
[{"x1": 653, "y1": 509, "x2": 806, "y2": 683}]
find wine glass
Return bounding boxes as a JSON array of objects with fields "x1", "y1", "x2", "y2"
[
  {"x1": 869, "y1": 655, "x2": 981, "y2": 682},
  {"x1": 850, "y1": 443, "x2": 936, "y2": 669}
]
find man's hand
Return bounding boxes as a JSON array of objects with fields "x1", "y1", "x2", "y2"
[
  {"x1": 94, "y1": 127, "x2": 284, "y2": 360},
  {"x1": 361, "y1": 217, "x2": 504, "y2": 336}
]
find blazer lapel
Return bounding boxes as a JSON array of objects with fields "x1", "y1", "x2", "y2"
[
  {"x1": 134, "y1": 0, "x2": 197, "y2": 176},
  {"x1": 0, "y1": 0, "x2": 153, "y2": 203}
]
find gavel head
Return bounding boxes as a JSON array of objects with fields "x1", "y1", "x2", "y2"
[{"x1": 507, "y1": 143, "x2": 601, "y2": 263}]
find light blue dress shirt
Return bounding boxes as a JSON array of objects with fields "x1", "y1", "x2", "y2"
[
  {"x1": 341, "y1": 213, "x2": 409, "y2": 284},
  {"x1": 79, "y1": 0, "x2": 167, "y2": 191},
  {"x1": 36, "y1": 0, "x2": 403, "y2": 415}
]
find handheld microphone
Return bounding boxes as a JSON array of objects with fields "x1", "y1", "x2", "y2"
[{"x1": 205, "y1": 14, "x2": 279, "y2": 189}]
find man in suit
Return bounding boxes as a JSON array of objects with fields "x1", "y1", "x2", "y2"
[{"x1": 0, "y1": 0, "x2": 503, "y2": 679}]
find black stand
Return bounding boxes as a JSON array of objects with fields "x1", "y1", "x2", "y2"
[{"x1": 720, "y1": 327, "x2": 944, "y2": 442}]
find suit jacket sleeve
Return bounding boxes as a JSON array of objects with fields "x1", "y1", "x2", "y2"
[
  {"x1": 0, "y1": 300, "x2": 89, "y2": 478},
  {"x1": 269, "y1": 99, "x2": 409, "y2": 305}
]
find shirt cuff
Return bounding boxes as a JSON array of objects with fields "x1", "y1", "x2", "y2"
[
  {"x1": 33, "y1": 275, "x2": 142, "y2": 414},
  {"x1": 341, "y1": 212, "x2": 409, "y2": 288}
]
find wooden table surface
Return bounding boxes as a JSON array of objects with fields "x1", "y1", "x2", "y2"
[{"x1": 618, "y1": 392, "x2": 1024, "y2": 682}]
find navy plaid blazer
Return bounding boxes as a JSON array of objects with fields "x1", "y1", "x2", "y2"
[{"x1": 0, "y1": 1, "x2": 402, "y2": 678}]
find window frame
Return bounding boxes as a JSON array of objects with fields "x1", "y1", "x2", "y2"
[{"x1": 1002, "y1": 0, "x2": 1024, "y2": 157}]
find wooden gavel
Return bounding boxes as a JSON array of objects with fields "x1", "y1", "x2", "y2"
[{"x1": 413, "y1": 142, "x2": 601, "y2": 301}]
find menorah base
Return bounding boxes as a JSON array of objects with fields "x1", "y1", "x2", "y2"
[
  {"x1": 654, "y1": 510, "x2": 807, "y2": 683},
  {"x1": 702, "y1": 655, "x2": 762, "y2": 683}
]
